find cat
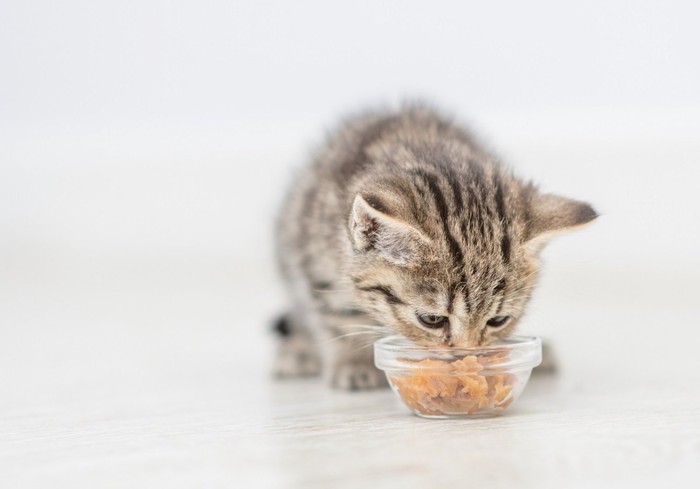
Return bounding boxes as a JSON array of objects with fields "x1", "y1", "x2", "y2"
[{"x1": 274, "y1": 104, "x2": 596, "y2": 390}]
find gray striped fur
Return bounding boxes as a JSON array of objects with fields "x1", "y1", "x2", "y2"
[{"x1": 275, "y1": 104, "x2": 596, "y2": 389}]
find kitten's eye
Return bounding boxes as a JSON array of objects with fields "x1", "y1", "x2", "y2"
[
  {"x1": 486, "y1": 315, "x2": 510, "y2": 328},
  {"x1": 417, "y1": 314, "x2": 448, "y2": 329}
]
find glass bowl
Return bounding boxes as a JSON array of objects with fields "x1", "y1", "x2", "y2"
[{"x1": 374, "y1": 335, "x2": 542, "y2": 418}]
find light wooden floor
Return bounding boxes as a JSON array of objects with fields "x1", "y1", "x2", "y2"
[{"x1": 1, "y1": 250, "x2": 698, "y2": 488}]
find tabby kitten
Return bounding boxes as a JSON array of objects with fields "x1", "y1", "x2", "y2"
[{"x1": 274, "y1": 105, "x2": 596, "y2": 390}]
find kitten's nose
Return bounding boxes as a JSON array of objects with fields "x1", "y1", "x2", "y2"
[
  {"x1": 442, "y1": 325, "x2": 452, "y2": 346},
  {"x1": 449, "y1": 335, "x2": 481, "y2": 348}
]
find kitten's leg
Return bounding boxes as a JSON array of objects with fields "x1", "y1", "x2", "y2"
[
  {"x1": 272, "y1": 312, "x2": 322, "y2": 378},
  {"x1": 318, "y1": 312, "x2": 389, "y2": 390}
]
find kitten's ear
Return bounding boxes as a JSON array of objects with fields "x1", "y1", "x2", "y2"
[
  {"x1": 349, "y1": 194, "x2": 429, "y2": 266},
  {"x1": 526, "y1": 192, "x2": 598, "y2": 251}
]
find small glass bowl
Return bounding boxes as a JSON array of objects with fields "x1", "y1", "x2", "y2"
[{"x1": 375, "y1": 335, "x2": 542, "y2": 419}]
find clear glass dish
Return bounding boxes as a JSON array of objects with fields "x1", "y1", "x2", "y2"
[{"x1": 374, "y1": 335, "x2": 542, "y2": 419}]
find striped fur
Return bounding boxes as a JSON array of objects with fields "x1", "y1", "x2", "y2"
[{"x1": 275, "y1": 105, "x2": 596, "y2": 389}]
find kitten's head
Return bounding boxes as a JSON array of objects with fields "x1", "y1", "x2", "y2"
[{"x1": 347, "y1": 171, "x2": 596, "y2": 347}]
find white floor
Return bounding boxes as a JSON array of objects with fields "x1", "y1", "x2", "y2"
[
  {"x1": 1, "y1": 249, "x2": 698, "y2": 489},
  {"x1": 2, "y1": 116, "x2": 700, "y2": 487}
]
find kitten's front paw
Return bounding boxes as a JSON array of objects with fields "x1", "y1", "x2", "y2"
[
  {"x1": 274, "y1": 337, "x2": 321, "y2": 378},
  {"x1": 330, "y1": 362, "x2": 389, "y2": 390}
]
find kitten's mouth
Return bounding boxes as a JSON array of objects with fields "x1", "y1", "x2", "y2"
[
  {"x1": 413, "y1": 335, "x2": 492, "y2": 349},
  {"x1": 404, "y1": 335, "x2": 479, "y2": 349}
]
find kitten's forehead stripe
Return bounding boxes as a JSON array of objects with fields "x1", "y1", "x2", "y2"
[
  {"x1": 443, "y1": 163, "x2": 465, "y2": 212},
  {"x1": 434, "y1": 164, "x2": 475, "y2": 314},
  {"x1": 494, "y1": 278, "x2": 506, "y2": 293},
  {"x1": 412, "y1": 169, "x2": 469, "y2": 304},
  {"x1": 467, "y1": 157, "x2": 489, "y2": 244},
  {"x1": 439, "y1": 162, "x2": 473, "y2": 312},
  {"x1": 493, "y1": 177, "x2": 511, "y2": 265},
  {"x1": 447, "y1": 288, "x2": 455, "y2": 314},
  {"x1": 495, "y1": 279, "x2": 507, "y2": 314},
  {"x1": 430, "y1": 160, "x2": 477, "y2": 312}
]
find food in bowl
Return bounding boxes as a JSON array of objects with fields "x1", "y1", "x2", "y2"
[
  {"x1": 388, "y1": 355, "x2": 515, "y2": 416},
  {"x1": 374, "y1": 335, "x2": 541, "y2": 418}
]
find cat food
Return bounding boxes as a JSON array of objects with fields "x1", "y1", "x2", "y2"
[
  {"x1": 374, "y1": 335, "x2": 541, "y2": 418},
  {"x1": 387, "y1": 354, "x2": 516, "y2": 416}
]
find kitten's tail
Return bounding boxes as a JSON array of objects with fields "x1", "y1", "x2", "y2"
[{"x1": 271, "y1": 314, "x2": 291, "y2": 337}]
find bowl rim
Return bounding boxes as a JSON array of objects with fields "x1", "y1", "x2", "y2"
[
  {"x1": 375, "y1": 334, "x2": 541, "y2": 353},
  {"x1": 374, "y1": 335, "x2": 542, "y2": 371}
]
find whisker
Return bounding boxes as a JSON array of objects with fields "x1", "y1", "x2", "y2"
[
  {"x1": 508, "y1": 270, "x2": 540, "y2": 288},
  {"x1": 315, "y1": 330, "x2": 383, "y2": 346},
  {"x1": 352, "y1": 341, "x2": 380, "y2": 353}
]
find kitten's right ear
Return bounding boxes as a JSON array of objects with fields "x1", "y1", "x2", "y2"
[
  {"x1": 349, "y1": 194, "x2": 429, "y2": 266},
  {"x1": 526, "y1": 192, "x2": 598, "y2": 252}
]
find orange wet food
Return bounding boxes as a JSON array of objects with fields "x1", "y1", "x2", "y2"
[{"x1": 388, "y1": 354, "x2": 515, "y2": 416}]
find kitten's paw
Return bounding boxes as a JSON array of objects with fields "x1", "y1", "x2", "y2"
[
  {"x1": 273, "y1": 337, "x2": 321, "y2": 378},
  {"x1": 330, "y1": 362, "x2": 389, "y2": 390}
]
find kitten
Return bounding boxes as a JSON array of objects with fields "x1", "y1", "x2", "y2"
[{"x1": 274, "y1": 105, "x2": 596, "y2": 390}]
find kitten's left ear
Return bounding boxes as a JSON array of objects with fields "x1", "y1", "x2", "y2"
[
  {"x1": 349, "y1": 194, "x2": 430, "y2": 266},
  {"x1": 526, "y1": 192, "x2": 598, "y2": 251}
]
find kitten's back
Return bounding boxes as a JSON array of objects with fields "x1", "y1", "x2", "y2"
[{"x1": 276, "y1": 105, "x2": 490, "y2": 284}]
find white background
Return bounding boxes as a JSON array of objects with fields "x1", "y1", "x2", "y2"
[
  {"x1": 2, "y1": 0, "x2": 699, "y2": 262},
  {"x1": 1, "y1": 1, "x2": 699, "y2": 488}
]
